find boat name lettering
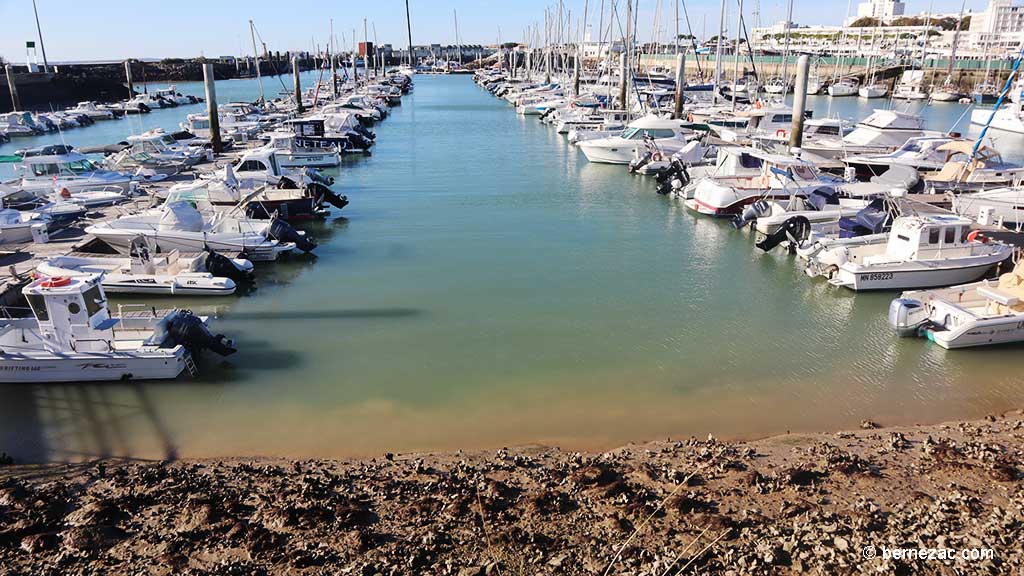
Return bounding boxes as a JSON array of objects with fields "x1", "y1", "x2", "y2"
[{"x1": 863, "y1": 272, "x2": 894, "y2": 282}]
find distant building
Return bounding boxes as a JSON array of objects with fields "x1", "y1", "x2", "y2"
[
  {"x1": 847, "y1": 0, "x2": 906, "y2": 25},
  {"x1": 970, "y1": 0, "x2": 1024, "y2": 52}
]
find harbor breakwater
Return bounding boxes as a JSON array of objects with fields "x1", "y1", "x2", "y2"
[{"x1": 0, "y1": 57, "x2": 320, "y2": 113}]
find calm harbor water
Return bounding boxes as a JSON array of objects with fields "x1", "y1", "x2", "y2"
[{"x1": 2, "y1": 75, "x2": 1024, "y2": 462}]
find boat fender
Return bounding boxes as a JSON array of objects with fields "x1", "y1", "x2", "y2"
[{"x1": 269, "y1": 219, "x2": 318, "y2": 253}]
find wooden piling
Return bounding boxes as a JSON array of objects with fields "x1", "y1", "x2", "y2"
[
  {"x1": 618, "y1": 53, "x2": 627, "y2": 110},
  {"x1": 789, "y1": 55, "x2": 810, "y2": 150},
  {"x1": 293, "y1": 57, "x2": 304, "y2": 114},
  {"x1": 202, "y1": 63, "x2": 222, "y2": 154},
  {"x1": 673, "y1": 53, "x2": 685, "y2": 120},
  {"x1": 4, "y1": 65, "x2": 20, "y2": 112},
  {"x1": 124, "y1": 60, "x2": 134, "y2": 98}
]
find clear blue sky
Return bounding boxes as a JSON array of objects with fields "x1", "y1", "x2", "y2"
[{"x1": 0, "y1": 0, "x2": 988, "y2": 63}]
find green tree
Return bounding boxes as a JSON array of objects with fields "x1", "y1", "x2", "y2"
[
  {"x1": 850, "y1": 17, "x2": 879, "y2": 27},
  {"x1": 891, "y1": 16, "x2": 923, "y2": 27}
]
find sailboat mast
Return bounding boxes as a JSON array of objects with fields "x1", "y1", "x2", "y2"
[
  {"x1": 713, "y1": 0, "x2": 726, "y2": 104},
  {"x1": 781, "y1": 0, "x2": 793, "y2": 84},
  {"x1": 732, "y1": 0, "x2": 743, "y2": 111},
  {"x1": 947, "y1": 0, "x2": 966, "y2": 82},
  {"x1": 405, "y1": 0, "x2": 414, "y2": 68},
  {"x1": 249, "y1": 20, "x2": 265, "y2": 102},
  {"x1": 454, "y1": 9, "x2": 462, "y2": 66}
]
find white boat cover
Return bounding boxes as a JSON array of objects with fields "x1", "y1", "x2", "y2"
[{"x1": 159, "y1": 201, "x2": 204, "y2": 232}]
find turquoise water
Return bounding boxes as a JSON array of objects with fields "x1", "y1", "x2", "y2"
[{"x1": 3, "y1": 75, "x2": 1024, "y2": 463}]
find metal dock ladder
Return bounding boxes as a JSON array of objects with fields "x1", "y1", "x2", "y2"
[{"x1": 184, "y1": 353, "x2": 198, "y2": 378}]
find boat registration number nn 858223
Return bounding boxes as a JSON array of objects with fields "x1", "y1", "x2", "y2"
[{"x1": 863, "y1": 272, "x2": 894, "y2": 282}]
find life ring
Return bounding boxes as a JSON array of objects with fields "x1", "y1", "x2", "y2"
[
  {"x1": 776, "y1": 129, "x2": 787, "y2": 138},
  {"x1": 59, "y1": 188, "x2": 72, "y2": 199},
  {"x1": 967, "y1": 230, "x2": 988, "y2": 243},
  {"x1": 755, "y1": 100, "x2": 762, "y2": 109},
  {"x1": 41, "y1": 276, "x2": 72, "y2": 288}
]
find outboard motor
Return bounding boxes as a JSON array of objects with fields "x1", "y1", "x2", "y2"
[
  {"x1": 732, "y1": 200, "x2": 772, "y2": 230},
  {"x1": 166, "y1": 311, "x2": 237, "y2": 356},
  {"x1": 755, "y1": 215, "x2": 812, "y2": 252},
  {"x1": 888, "y1": 298, "x2": 930, "y2": 337},
  {"x1": 204, "y1": 249, "x2": 255, "y2": 284},
  {"x1": 269, "y1": 219, "x2": 317, "y2": 253},
  {"x1": 353, "y1": 124, "x2": 376, "y2": 141},
  {"x1": 629, "y1": 151, "x2": 652, "y2": 174},
  {"x1": 309, "y1": 182, "x2": 349, "y2": 210},
  {"x1": 303, "y1": 168, "x2": 334, "y2": 187}
]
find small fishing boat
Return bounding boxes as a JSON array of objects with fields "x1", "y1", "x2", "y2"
[
  {"x1": 125, "y1": 130, "x2": 207, "y2": 166},
  {"x1": 0, "y1": 274, "x2": 236, "y2": 383},
  {"x1": 85, "y1": 201, "x2": 309, "y2": 261},
  {"x1": 37, "y1": 239, "x2": 252, "y2": 296},
  {"x1": 806, "y1": 214, "x2": 1013, "y2": 291},
  {"x1": 154, "y1": 86, "x2": 200, "y2": 106},
  {"x1": 890, "y1": 258, "x2": 1024, "y2": 348},
  {"x1": 104, "y1": 150, "x2": 185, "y2": 179}
]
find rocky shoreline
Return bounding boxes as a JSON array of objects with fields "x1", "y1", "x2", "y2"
[{"x1": 2, "y1": 412, "x2": 1022, "y2": 575}]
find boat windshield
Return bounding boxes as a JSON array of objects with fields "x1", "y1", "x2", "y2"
[
  {"x1": 622, "y1": 127, "x2": 677, "y2": 140},
  {"x1": 26, "y1": 293, "x2": 48, "y2": 321},
  {"x1": 62, "y1": 159, "x2": 100, "y2": 174}
]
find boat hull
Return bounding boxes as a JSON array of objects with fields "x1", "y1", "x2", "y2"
[
  {"x1": 831, "y1": 256, "x2": 1011, "y2": 291},
  {"x1": 0, "y1": 350, "x2": 187, "y2": 383}
]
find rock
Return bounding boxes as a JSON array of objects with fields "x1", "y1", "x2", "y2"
[
  {"x1": 834, "y1": 536, "x2": 849, "y2": 552},
  {"x1": 860, "y1": 420, "x2": 880, "y2": 430},
  {"x1": 19, "y1": 533, "x2": 56, "y2": 553},
  {"x1": 457, "y1": 566, "x2": 484, "y2": 576}
]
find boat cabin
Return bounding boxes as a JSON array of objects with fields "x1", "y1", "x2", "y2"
[
  {"x1": 925, "y1": 141, "x2": 1024, "y2": 186},
  {"x1": 882, "y1": 215, "x2": 977, "y2": 262},
  {"x1": 619, "y1": 116, "x2": 692, "y2": 141},
  {"x1": 23, "y1": 275, "x2": 113, "y2": 353},
  {"x1": 17, "y1": 150, "x2": 104, "y2": 178}
]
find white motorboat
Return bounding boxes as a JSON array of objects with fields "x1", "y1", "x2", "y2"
[
  {"x1": 577, "y1": 116, "x2": 696, "y2": 164},
  {"x1": 806, "y1": 215, "x2": 1013, "y2": 291},
  {"x1": 890, "y1": 259, "x2": 1024, "y2": 348},
  {"x1": 954, "y1": 187, "x2": 1024, "y2": 226},
  {"x1": 805, "y1": 74, "x2": 822, "y2": 95},
  {"x1": 0, "y1": 274, "x2": 236, "y2": 383},
  {"x1": 0, "y1": 112, "x2": 45, "y2": 137},
  {"x1": 127, "y1": 92, "x2": 170, "y2": 110},
  {"x1": 970, "y1": 103, "x2": 1024, "y2": 134},
  {"x1": 68, "y1": 101, "x2": 117, "y2": 120},
  {"x1": 685, "y1": 149, "x2": 842, "y2": 217},
  {"x1": 843, "y1": 135, "x2": 954, "y2": 179},
  {"x1": 858, "y1": 83, "x2": 888, "y2": 99},
  {"x1": 37, "y1": 239, "x2": 251, "y2": 296},
  {"x1": 705, "y1": 106, "x2": 807, "y2": 143},
  {"x1": 10, "y1": 145, "x2": 135, "y2": 199},
  {"x1": 827, "y1": 78, "x2": 859, "y2": 97},
  {"x1": 555, "y1": 109, "x2": 629, "y2": 135},
  {"x1": 743, "y1": 188, "x2": 871, "y2": 236},
  {"x1": 85, "y1": 201, "x2": 306, "y2": 261},
  {"x1": 800, "y1": 109, "x2": 935, "y2": 159},
  {"x1": 892, "y1": 70, "x2": 929, "y2": 101},
  {"x1": 126, "y1": 130, "x2": 207, "y2": 166},
  {"x1": 104, "y1": 150, "x2": 184, "y2": 179},
  {"x1": 0, "y1": 208, "x2": 50, "y2": 244},
  {"x1": 154, "y1": 86, "x2": 199, "y2": 106},
  {"x1": 264, "y1": 132, "x2": 341, "y2": 168}
]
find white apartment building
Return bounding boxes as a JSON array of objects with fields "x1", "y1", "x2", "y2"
[
  {"x1": 845, "y1": 0, "x2": 906, "y2": 25},
  {"x1": 970, "y1": 0, "x2": 1024, "y2": 52}
]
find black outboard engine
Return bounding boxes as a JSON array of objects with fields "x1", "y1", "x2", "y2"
[
  {"x1": 353, "y1": 124, "x2": 376, "y2": 141},
  {"x1": 167, "y1": 311, "x2": 237, "y2": 357},
  {"x1": 309, "y1": 182, "x2": 348, "y2": 210},
  {"x1": 628, "y1": 152, "x2": 652, "y2": 174},
  {"x1": 204, "y1": 249, "x2": 255, "y2": 284},
  {"x1": 732, "y1": 200, "x2": 772, "y2": 230},
  {"x1": 655, "y1": 160, "x2": 689, "y2": 195},
  {"x1": 303, "y1": 168, "x2": 335, "y2": 187},
  {"x1": 755, "y1": 216, "x2": 812, "y2": 252},
  {"x1": 269, "y1": 219, "x2": 317, "y2": 253}
]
